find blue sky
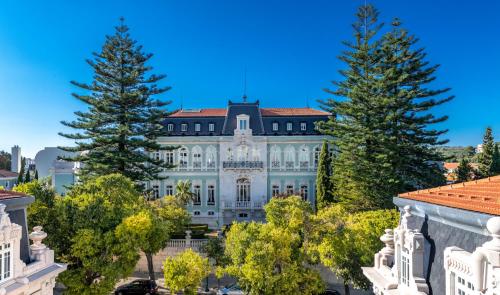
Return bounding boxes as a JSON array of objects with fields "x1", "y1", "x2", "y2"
[{"x1": 1, "y1": 0, "x2": 499, "y2": 157}]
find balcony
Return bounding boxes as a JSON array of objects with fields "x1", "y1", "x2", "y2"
[
  {"x1": 193, "y1": 162, "x2": 202, "y2": 169},
  {"x1": 223, "y1": 161, "x2": 264, "y2": 170},
  {"x1": 223, "y1": 201, "x2": 263, "y2": 210}
]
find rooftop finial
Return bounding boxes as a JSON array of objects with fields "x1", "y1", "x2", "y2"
[{"x1": 242, "y1": 67, "x2": 247, "y2": 103}]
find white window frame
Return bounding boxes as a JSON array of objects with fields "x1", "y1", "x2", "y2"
[
  {"x1": 195, "y1": 123, "x2": 201, "y2": 132},
  {"x1": 454, "y1": 274, "x2": 475, "y2": 295},
  {"x1": 165, "y1": 151, "x2": 174, "y2": 165},
  {"x1": 272, "y1": 184, "x2": 280, "y2": 196},
  {"x1": 167, "y1": 123, "x2": 174, "y2": 131},
  {"x1": 207, "y1": 184, "x2": 215, "y2": 205},
  {"x1": 152, "y1": 185, "x2": 160, "y2": 199},
  {"x1": 300, "y1": 184, "x2": 308, "y2": 200},
  {"x1": 208, "y1": 123, "x2": 215, "y2": 132},
  {"x1": 193, "y1": 211, "x2": 201, "y2": 216},
  {"x1": 208, "y1": 211, "x2": 215, "y2": 216},
  {"x1": 300, "y1": 122, "x2": 307, "y2": 131},
  {"x1": 286, "y1": 184, "x2": 294, "y2": 195},
  {"x1": 0, "y1": 243, "x2": 12, "y2": 283},
  {"x1": 181, "y1": 123, "x2": 188, "y2": 132},
  {"x1": 193, "y1": 184, "x2": 201, "y2": 205},
  {"x1": 286, "y1": 122, "x2": 293, "y2": 131},
  {"x1": 272, "y1": 122, "x2": 279, "y2": 131},
  {"x1": 165, "y1": 184, "x2": 174, "y2": 196}
]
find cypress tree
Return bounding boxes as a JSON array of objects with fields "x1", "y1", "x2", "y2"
[
  {"x1": 59, "y1": 19, "x2": 175, "y2": 184},
  {"x1": 478, "y1": 127, "x2": 495, "y2": 178},
  {"x1": 34, "y1": 170, "x2": 39, "y2": 180},
  {"x1": 318, "y1": 5, "x2": 451, "y2": 210},
  {"x1": 456, "y1": 158, "x2": 473, "y2": 183},
  {"x1": 17, "y1": 158, "x2": 26, "y2": 184},
  {"x1": 315, "y1": 141, "x2": 334, "y2": 210},
  {"x1": 25, "y1": 169, "x2": 31, "y2": 183}
]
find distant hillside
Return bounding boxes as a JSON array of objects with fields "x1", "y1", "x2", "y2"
[{"x1": 436, "y1": 146, "x2": 476, "y2": 162}]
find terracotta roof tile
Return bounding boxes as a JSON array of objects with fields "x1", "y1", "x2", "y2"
[
  {"x1": 398, "y1": 176, "x2": 500, "y2": 215},
  {"x1": 0, "y1": 190, "x2": 27, "y2": 200},
  {"x1": 168, "y1": 107, "x2": 330, "y2": 118},
  {"x1": 169, "y1": 109, "x2": 227, "y2": 118},
  {"x1": 260, "y1": 108, "x2": 329, "y2": 116},
  {"x1": 0, "y1": 169, "x2": 18, "y2": 178}
]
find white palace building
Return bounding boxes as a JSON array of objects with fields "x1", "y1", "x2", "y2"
[{"x1": 146, "y1": 99, "x2": 330, "y2": 228}]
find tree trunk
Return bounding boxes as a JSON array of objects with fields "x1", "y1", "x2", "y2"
[
  {"x1": 146, "y1": 252, "x2": 156, "y2": 281},
  {"x1": 344, "y1": 283, "x2": 350, "y2": 295}
]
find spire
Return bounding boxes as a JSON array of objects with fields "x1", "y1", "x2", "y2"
[{"x1": 242, "y1": 67, "x2": 247, "y2": 103}]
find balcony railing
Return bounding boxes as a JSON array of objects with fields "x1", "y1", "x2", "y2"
[
  {"x1": 285, "y1": 161, "x2": 294, "y2": 169},
  {"x1": 223, "y1": 161, "x2": 264, "y2": 169},
  {"x1": 193, "y1": 162, "x2": 202, "y2": 169},
  {"x1": 223, "y1": 201, "x2": 264, "y2": 209}
]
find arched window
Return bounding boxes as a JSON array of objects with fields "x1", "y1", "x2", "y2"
[
  {"x1": 285, "y1": 146, "x2": 295, "y2": 169},
  {"x1": 299, "y1": 146, "x2": 310, "y2": 169},
  {"x1": 300, "y1": 184, "x2": 308, "y2": 201},
  {"x1": 236, "y1": 178, "x2": 251, "y2": 203},
  {"x1": 192, "y1": 146, "x2": 202, "y2": 169},
  {"x1": 206, "y1": 146, "x2": 217, "y2": 169},
  {"x1": 270, "y1": 146, "x2": 281, "y2": 168},
  {"x1": 179, "y1": 147, "x2": 188, "y2": 168}
]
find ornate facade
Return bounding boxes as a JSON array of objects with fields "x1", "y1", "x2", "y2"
[
  {"x1": 0, "y1": 191, "x2": 66, "y2": 295},
  {"x1": 147, "y1": 100, "x2": 330, "y2": 227},
  {"x1": 363, "y1": 176, "x2": 500, "y2": 295}
]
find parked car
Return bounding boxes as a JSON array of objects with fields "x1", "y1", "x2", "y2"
[
  {"x1": 321, "y1": 289, "x2": 341, "y2": 295},
  {"x1": 217, "y1": 283, "x2": 244, "y2": 295},
  {"x1": 114, "y1": 279, "x2": 159, "y2": 295}
]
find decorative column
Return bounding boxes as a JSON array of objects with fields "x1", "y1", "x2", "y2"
[
  {"x1": 375, "y1": 229, "x2": 395, "y2": 269},
  {"x1": 185, "y1": 230, "x2": 192, "y2": 248}
]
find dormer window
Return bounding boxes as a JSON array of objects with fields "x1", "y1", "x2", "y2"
[
  {"x1": 236, "y1": 114, "x2": 250, "y2": 132},
  {"x1": 209, "y1": 123, "x2": 215, "y2": 132},
  {"x1": 287, "y1": 122, "x2": 293, "y2": 131},
  {"x1": 239, "y1": 119, "x2": 248, "y2": 130},
  {"x1": 272, "y1": 122, "x2": 279, "y2": 131},
  {"x1": 181, "y1": 123, "x2": 188, "y2": 132},
  {"x1": 195, "y1": 123, "x2": 201, "y2": 132},
  {"x1": 167, "y1": 123, "x2": 174, "y2": 132},
  {"x1": 300, "y1": 122, "x2": 307, "y2": 131}
]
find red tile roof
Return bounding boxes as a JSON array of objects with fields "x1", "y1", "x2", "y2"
[
  {"x1": 0, "y1": 169, "x2": 17, "y2": 178},
  {"x1": 170, "y1": 109, "x2": 227, "y2": 118},
  {"x1": 398, "y1": 176, "x2": 500, "y2": 216},
  {"x1": 260, "y1": 108, "x2": 329, "y2": 116},
  {"x1": 443, "y1": 162, "x2": 459, "y2": 170},
  {"x1": 169, "y1": 107, "x2": 329, "y2": 118},
  {"x1": 0, "y1": 190, "x2": 27, "y2": 200}
]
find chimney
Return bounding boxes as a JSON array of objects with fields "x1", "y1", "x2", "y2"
[{"x1": 11, "y1": 145, "x2": 21, "y2": 173}]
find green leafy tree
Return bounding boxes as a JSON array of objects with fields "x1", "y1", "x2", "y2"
[
  {"x1": 491, "y1": 144, "x2": 500, "y2": 175},
  {"x1": 175, "y1": 180, "x2": 196, "y2": 204},
  {"x1": 316, "y1": 141, "x2": 334, "y2": 210},
  {"x1": 163, "y1": 249, "x2": 210, "y2": 295},
  {"x1": 456, "y1": 158, "x2": 474, "y2": 183},
  {"x1": 0, "y1": 151, "x2": 11, "y2": 171},
  {"x1": 59, "y1": 19, "x2": 175, "y2": 184},
  {"x1": 201, "y1": 237, "x2": 227, "y2": 289},
  {"x1": 317, "y1": 5, "x2": 450, "y2": 210},
  {"x1": 116, "y1": 196, "x2": 190, "y2": 281},
  {"x1": 310, "y1": 205, "x2": 399, "y2": 295},
  {"x1": 56, "y1": 174, "x2": 142, "y2": 295},
  {"x1": 222, "y1": 196, "x2": 324, "y2": 295}
]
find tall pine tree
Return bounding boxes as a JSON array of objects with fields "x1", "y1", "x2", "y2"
[
  {"x1": 315, "y1": 141, "x2": 334, "y2": 210},
  {"x1": 59, "y1": 19, "x2": 175, "y2": 184},
  {"x1": 478, "y1": 127, "x2": 495, "y2": 178},
  {"x1": 456, "y1": 158, "x2": 474, "y2": 183},
  {"x1": 318, "y1": 5, "x2": 451, "y2": 210}
]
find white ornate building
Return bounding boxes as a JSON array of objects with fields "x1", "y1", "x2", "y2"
[
  {"x1": 363, "y1": 176, "x2": 500, "y2": 295},
  {"x1": 0, "y1": 190, "x2": 66, "y2": 295},
  {"x1": 147, "y1": 100, "x2": 330, "y2": 227}
]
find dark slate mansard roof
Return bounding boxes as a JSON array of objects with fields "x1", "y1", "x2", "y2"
[{"x1": 162, "y1": 100, "x2": 330, "y2": 136}]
